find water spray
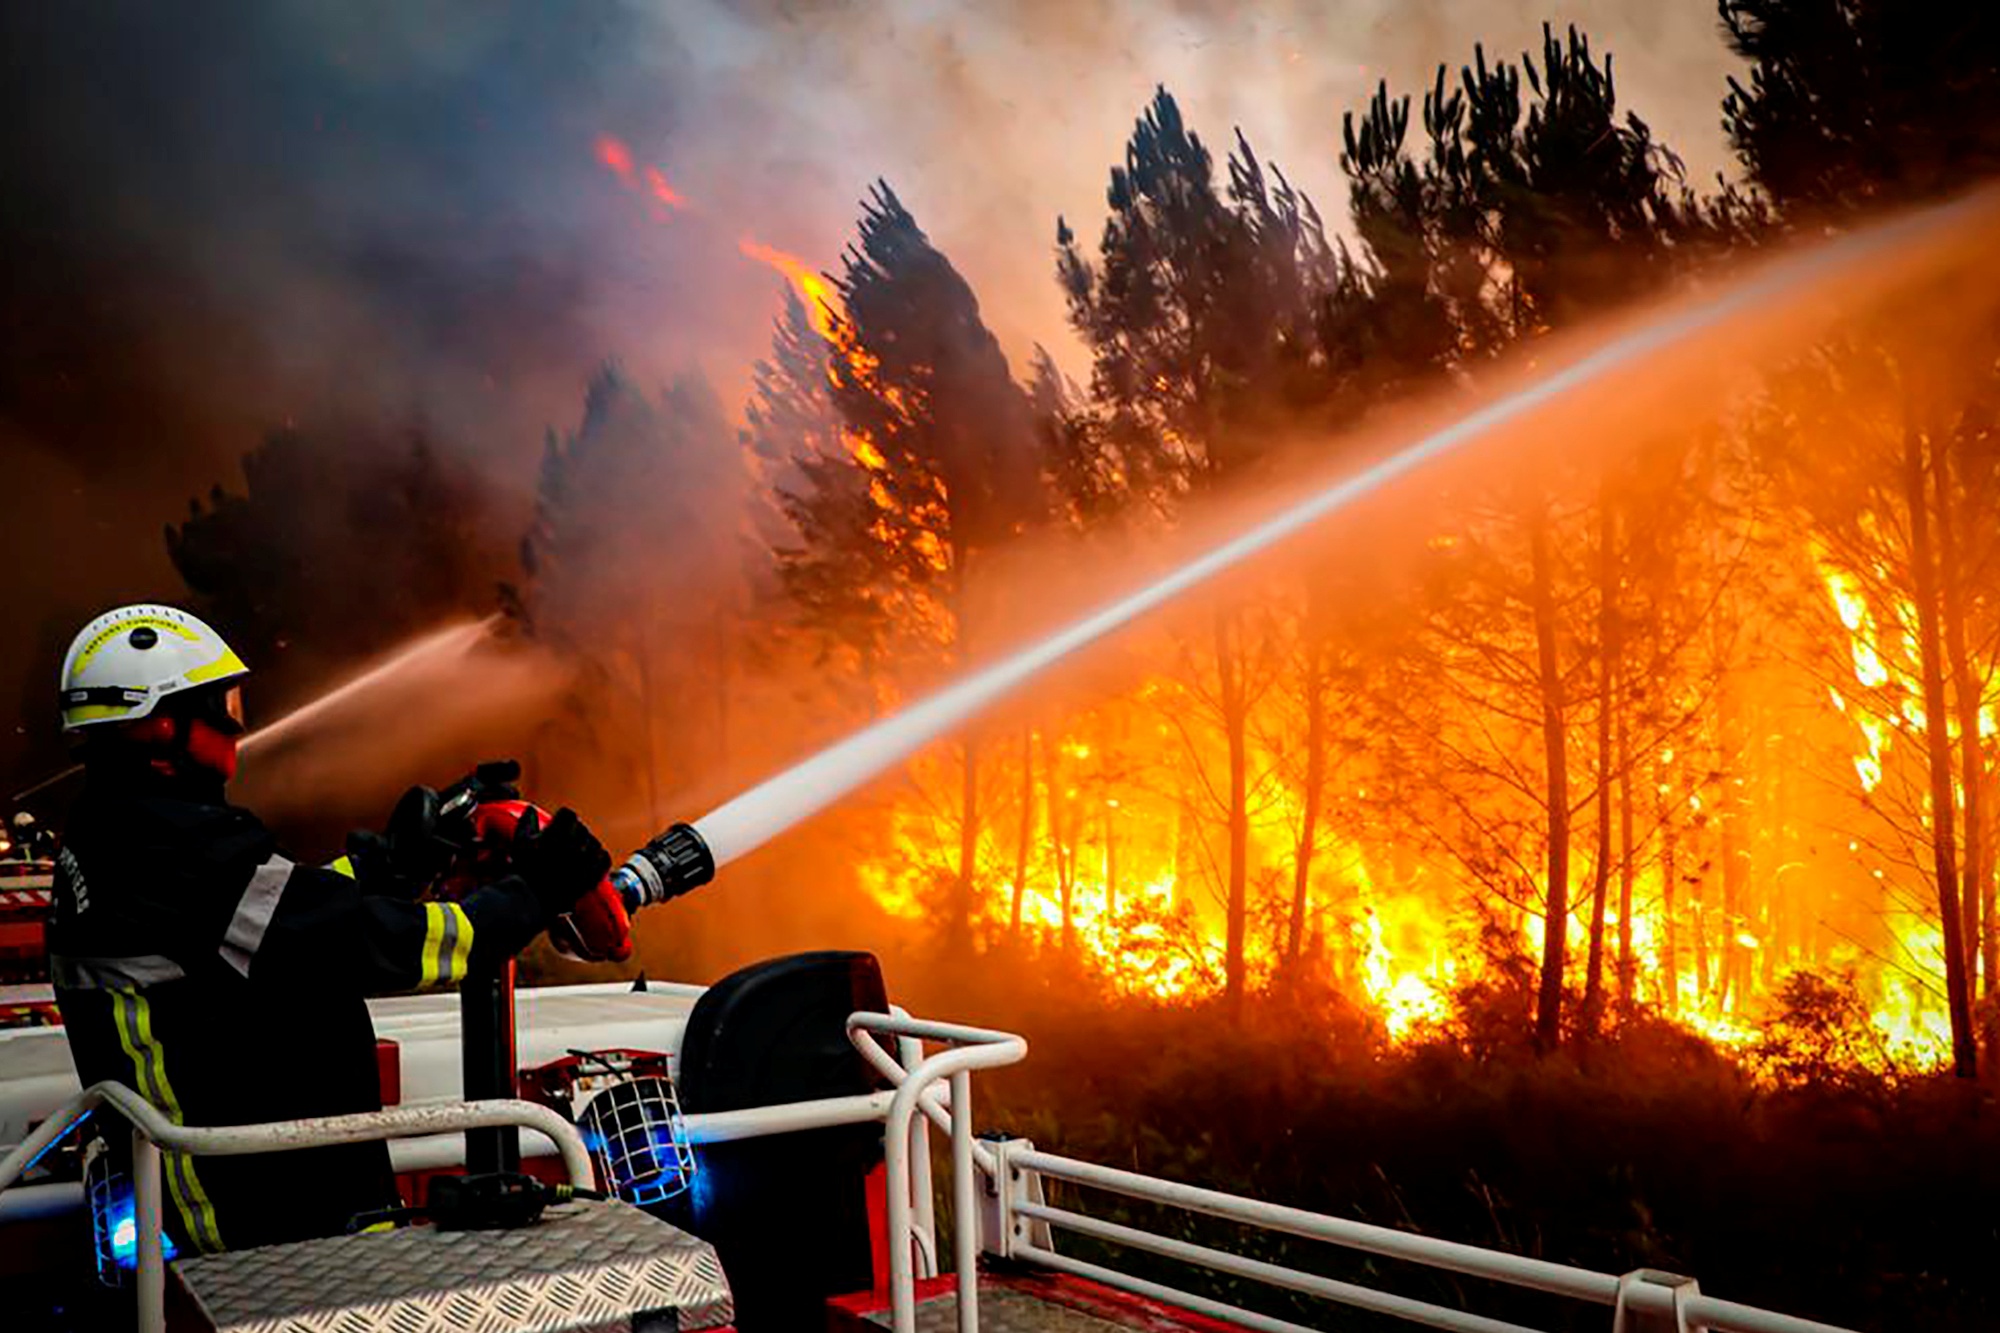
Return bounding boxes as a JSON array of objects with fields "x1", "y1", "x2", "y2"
[{"x1": 614, "y1": 190, "x2": 1997, "y2": 904}]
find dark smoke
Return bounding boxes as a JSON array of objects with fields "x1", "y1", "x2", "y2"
[{"x1": 0, "y1": 0, "x2": 1742, "y2": 793}]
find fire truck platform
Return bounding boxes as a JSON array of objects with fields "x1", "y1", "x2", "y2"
[{"x1": 829, "y1": 1270, "x2": 1252, "y2": 1332}]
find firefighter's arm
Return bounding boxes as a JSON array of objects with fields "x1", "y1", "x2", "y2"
[
  {"x1": 224, "y1": 859, "x2": 549, "y2": 994},
  {"x1": 206, "y1": 808, "x2": 609, "y2": 995}
]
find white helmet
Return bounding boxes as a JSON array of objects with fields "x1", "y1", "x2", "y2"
[
  {"x1": 10, "y1": 812, "x2": 31, "y2": 829},
  {"x1": 59, "y1": 604, "x2": 248, "y2": 732}
]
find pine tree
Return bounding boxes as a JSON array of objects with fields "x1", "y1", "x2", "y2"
[
  {"x1": 1337, "y1": 29, "x2": 1703, "y2": 1050},
  {"x1": 520, "y1": 366, "x2": 747, "y2": 828},
  {"x1": 1059, "y1": 89, "x2": 1345, "y2": 1018},
  {"x1": 1723, "y1": 1, "x2": 2000, "y2": 1075},
  {"x1": 776, "y1": 183, "x2": 1044, "y2": 947},
  {"x1": 169, "y1": 421, "x2": 505, "y2": 710}
]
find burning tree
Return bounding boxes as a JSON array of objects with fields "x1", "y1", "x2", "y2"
[
  {"x1": 1057, "y1": 90, "x2": 1350, "y2": 1018},
  {"x1": 1335, "y1": 28, "x2": 1706, "y2": 1048},
  {"x1": 773, "y1": 184, "x2": 1045, "y2": 948},
  {"x1": 1723, "y1": 0, "x2": 2000, "y2": 1076}
]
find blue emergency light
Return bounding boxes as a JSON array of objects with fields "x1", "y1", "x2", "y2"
[{"x1": 86, "y1": 1138, "x2": 176, "y2": 1284}]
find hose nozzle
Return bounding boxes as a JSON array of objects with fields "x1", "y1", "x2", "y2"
[{"x1": 613, "y1": 822, "x2": 715, "y2": 913}]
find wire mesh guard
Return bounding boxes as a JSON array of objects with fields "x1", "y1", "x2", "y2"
[
  {"x1": 85, "y1": 1132, "x2": 176, "y2": 1285},
  {"x1": 572, "y1": 1057, "x2": 697, "y2": 1207}
]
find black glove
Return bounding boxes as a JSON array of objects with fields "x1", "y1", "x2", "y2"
[
  {"x1": 510, "y1": 807, "x2": 610, "y2": 921},
  {"x1": 372, "y1": 761, "x2": 526, "y2": 893}
]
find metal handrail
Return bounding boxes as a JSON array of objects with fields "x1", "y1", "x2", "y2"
[
  {"x1": 848, "y1": 1011, "x2": 1028, "y2": 1333},
  {"x1": 1001, "y1": 1147, "x2": 1862, "y2": 1333},
  {"x1": 0, "y1": 1081, "x2": 594, "y2": 1333}
]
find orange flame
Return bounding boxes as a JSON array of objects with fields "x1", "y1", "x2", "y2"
[
  {"x1": 595, "y1": 134, "x2": 686, "y2": 219},
  {"x1": 739, "y1": 238, "x2": 840, "y2": 341}
]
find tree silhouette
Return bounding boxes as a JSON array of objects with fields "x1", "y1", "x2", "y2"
[
  {"x1": 775, "y1": 183, "x2": 1044, "y2": 947},
  {"x1": 168, "y1": 423, "x2": 502, "y2": 711},
  {"x1": 1721, "y1": 0, "x2": 2000, "y2": 215},
  {"x1": 1337, "y1": 28, "x2": 1703, "y2": 1050},
  {"x1": 519, "y1": 366, "x2": 748, "y2": 828}
]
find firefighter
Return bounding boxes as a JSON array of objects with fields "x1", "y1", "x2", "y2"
[{"x1": 46, "y1": 604, "x2": 611, "y2": 1253}]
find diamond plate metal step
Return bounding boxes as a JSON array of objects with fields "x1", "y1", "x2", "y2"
[{"x1": 169, "y1": 1199, "x2": 732, "y2": 1333}]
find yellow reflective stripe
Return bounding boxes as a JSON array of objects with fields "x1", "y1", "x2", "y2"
[
  {"x1": 111, "y1": 990, "x2": 224, "y2": 1253},
  {"x1": 359, "y1": 1219, "x2": 397, "y2": 1234},
  {"x1": 329, "y1": 855, "x2": 356, "y2": 880},
  {"x1": 445, "y1": 905, "x2": 473, "y2": 985},
  {"x1": 66, "y1": 702, "x2": 137, "y2": 722},
  {"x1": 71, "y1": 616, "x2": 199, "y2": 674},
  {"x1": 416, "y1": 902, "x2": 474, "y2": 989},
  {"x1": 419, "y1": 903, "x2": 446, "y2": 988},
  {"x1": 184, "y1": 646, "x2": 248, "y2": 685}
]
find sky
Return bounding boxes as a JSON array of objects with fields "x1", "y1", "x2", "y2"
[{"x1": 0, "y1": 1, "x2": 1746, "y2": 794}]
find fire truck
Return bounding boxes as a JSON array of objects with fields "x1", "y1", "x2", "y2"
[{"x1": 0, "y1": 834, "x2": 1857, "y2": 1333}]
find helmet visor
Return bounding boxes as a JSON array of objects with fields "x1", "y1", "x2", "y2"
[{"x1": 198, "y1": 684, "x2": 247, "y2": 737}]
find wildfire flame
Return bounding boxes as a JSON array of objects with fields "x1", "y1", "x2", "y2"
[
  {"x1": 739, "y1": 237, "x2": 840, "y2": 341},
  {"x1": 594, "y1": 133, "x2": 686, "y2": 218},
  {"x1": 829, "y1": 526, "x2": 1964, "y2": 1075}
]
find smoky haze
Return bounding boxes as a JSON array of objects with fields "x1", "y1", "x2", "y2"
[{"x1": 0, "y1": 1, "x2": 1741, "y2": 792}]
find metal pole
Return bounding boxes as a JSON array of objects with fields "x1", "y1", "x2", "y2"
[
  {"x1": 131, "y1": 1128, "x2": 165, "y2": 1333},
  {"x1": 461, "y1": 958, "x2": 519, "y2": 1173},
  {"x1": 951, "y1": 1069, "x2": 978, "y2": 1333},
  {"x1": 897, "y1": 1027, "x2": 938, "y2": 1276}
]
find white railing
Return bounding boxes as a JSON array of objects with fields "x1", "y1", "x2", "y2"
[
  {"x1": 0, "y1": 1081, "x2": 593, "y2": 1333},
  {"x1": 847, "y1": 1011, "x2": 1029, "y2": 1333},
  {"x1": 982, "y1": 1144, "x2": 1860, "y2": 1333},
  {"x1": 842, "y1": 1014, "x2": 1864, "y2": 1333},
  {"x1": 0, "y1": 1011, "x2": 1874, "y2": 1333}
]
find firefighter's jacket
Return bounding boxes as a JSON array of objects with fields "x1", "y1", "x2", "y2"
[{"x1": 49, "y1": 765, "x2": 545, "y2": 1253}]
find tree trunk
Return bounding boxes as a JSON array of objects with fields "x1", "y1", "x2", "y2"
[
  {"x1": 1934, "y1": 436, "x2": 1986, "y2": 1000},
  {"x1": 1041, "y1": 730, "x2": 1074, "y2": 953},
  {"x1": 1530, "y1": 515, "x2": 1571, "y2": 1053},
  {"x1": 1218, "y1": 610, "x2": 1251, "y2": 1023},
  {"x1": 1289, "y1": 642, "x2": 1329, "y2": 965},
  {"x1": 1617, "y1": 701, "x2": 1636, "y2": 1005},
  {"x1": 1717, "y1": 663, "x2": 1749, "y2": 1013},
  {"x1": 956, "y1": 730, "x2": 981, "y2": 947},
  {"x1": 1103, "y1": 798, "x2": 1119, "y2": 915},
  {"x1": 1905, "y1": 420, "x2": 1978, "y2": 1078},
  {"x1": 1011, "y1": 724, "x2": 1033, "y2": 935},
  {"x1": 1691, "y1": 877, "x2": 1710, "y2": 1006},
  {"x1": 1660, "y1": 762, "x2": 1679, "y2": 1014},
  {"x1": 1987, "y1": 776, "x2": 1999, "y2": 1003},
  {"x1": 1583, "y1": 501, "x2": 1617, "y2": 1034}
]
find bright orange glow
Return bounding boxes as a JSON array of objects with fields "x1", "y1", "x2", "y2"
[{"x1": 739, "y1": 237, "x2": 840, "y2": 341}]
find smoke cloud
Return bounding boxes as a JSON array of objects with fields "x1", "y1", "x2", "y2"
[{"x1": 0, "y1": 1, "x2": 1742, "y2": 792}]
